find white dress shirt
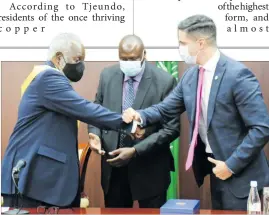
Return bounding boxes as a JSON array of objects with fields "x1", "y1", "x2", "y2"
[
  {"x1": 139, "y1": 50, "x2": 221, "y2": 153},
  {"x1": 198, "y1": 50, "x2": 221, "y2": 153}
]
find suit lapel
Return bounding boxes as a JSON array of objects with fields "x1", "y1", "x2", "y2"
[
  {"x1": 190, "y1": 66, "x2": 199, "y2": 125},
  {"x1": 207, "y1": 54, "x2": 227, "y2": 129},
  {"x1": 109, "y1": 69, "x2": 124, "y2": 150},
  {"x1": 132, "y1": 62, "x2": 152, "y2": 110},
  {"x1": 113, "y1": 70, "x2": 124, "y2": 113}
]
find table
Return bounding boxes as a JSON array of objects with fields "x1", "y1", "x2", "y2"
[{"x1": 6, "y1": 208, "x2": 247, "y2": 214}]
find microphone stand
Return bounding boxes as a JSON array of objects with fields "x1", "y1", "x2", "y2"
[{"x1": 4, "y1": 172, "x2": 29, "y2": 214}]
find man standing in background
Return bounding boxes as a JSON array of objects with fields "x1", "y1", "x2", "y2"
[
  {"x1": 88, "y1": 35, "x2": 180, "y2": 208},
  {"x1": 123, "y1": 15, "x2": 269, "y2": 210}
]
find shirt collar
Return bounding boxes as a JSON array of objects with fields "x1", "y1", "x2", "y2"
[
  {"x1": 124, "y1": 63, "x2": 145, "y2": 83},
  {"x1": 200, "y1": 50, "x2": 220, "y2": 72},
  {"x1": 46, "y1": 60, "x2": 56, "y2": 68}
]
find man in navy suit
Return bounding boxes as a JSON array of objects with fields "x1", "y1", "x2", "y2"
[
  {"x1": 123, "y1": 15, "x2": 269, "y2": 210},
  {"x1": 1, "y1": 33, "x2": 138, "y2": 208}
]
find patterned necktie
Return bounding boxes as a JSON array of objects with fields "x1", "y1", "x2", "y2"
[
  {"x1": 185, "y1": 67, "x2": 205, "y2": 170},
  {"x1": 119, "y1": 78, "x2": 135, "y2": 148}
]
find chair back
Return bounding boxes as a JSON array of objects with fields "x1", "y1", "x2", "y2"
[{"x1": 78, "y1": 143, "x2": 91, "y2": 192}]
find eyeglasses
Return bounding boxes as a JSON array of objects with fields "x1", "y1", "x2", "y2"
[{"x1": 37, "y1": 206, "x2": 59, "y2": 214}]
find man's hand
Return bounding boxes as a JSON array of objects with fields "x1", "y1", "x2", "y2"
[
  {"x1": 122, "y1": 108, "x2": 141, "y2": 123},
  {"x1": 106, "y1": 147, "x2": 136, "y2": 167},
  {"x1": 88, "y1": 133, "x2": 105, "y2": 155},
  {"x1": 208, "y1": 157, "x2": 232, "y2": 180}
]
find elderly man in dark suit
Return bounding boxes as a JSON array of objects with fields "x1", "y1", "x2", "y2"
[{"x1": 88, "y1": 35, "x2": 180, "y2": 208}]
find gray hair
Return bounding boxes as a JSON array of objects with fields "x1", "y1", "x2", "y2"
[
  {"x1": 178, "y1": 15, "x2": 217, "y2": 45},
  {"x1": 47, "y1": 33, "x2": 82, "y2": 61}
]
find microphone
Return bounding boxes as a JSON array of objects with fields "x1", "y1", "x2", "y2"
[
  {"x1": 4, "y1": 159, "x2": 29, "y2": 214},
  {"x1": 12, "y1": 159, "x2": 26, "y2": 174}
]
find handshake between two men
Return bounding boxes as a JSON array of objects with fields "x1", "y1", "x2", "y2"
[{"x1": 88, "y1": 108, "x2": 144, "y2": 168}]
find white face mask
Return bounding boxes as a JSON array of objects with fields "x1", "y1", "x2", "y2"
[
  {"x1": 179, "y1": 45, "x2": 199, "y2": 65},
  {"x1": 120, "y1": 51, "x2": 145, "y2": 77}
]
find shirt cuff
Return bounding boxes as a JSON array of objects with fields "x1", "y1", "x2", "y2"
[
  {"x1": 137, "y1": 111, "x2": 146, "y2": 127},
  {"x1": 131, "y1": 121, "x2": 138, "y2": 133},
  {"x1": 137, "y1": 116, "x2": 143, "y2": 126},
  {"x1": 226, "y1": 162, "x2": 235, "y2": 174}
]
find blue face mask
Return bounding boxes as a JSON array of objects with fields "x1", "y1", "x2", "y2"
[{"x1": 119, "y1": 51, "x2": 145, "y2": 77}]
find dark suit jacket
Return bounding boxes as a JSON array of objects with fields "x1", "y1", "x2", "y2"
[
  {"x1": 1, "y1": 62, "x2": 132, "y2": 207},
  {"x1": 88, "y1": 62, "x2": 180, "y2": 200},
  {"x1": 139, "y1": 54, "x2": 269, "y2": 198}
]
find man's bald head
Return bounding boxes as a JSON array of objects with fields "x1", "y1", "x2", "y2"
[{"x1": 119, "y1": 35, "x2": 145, "y2": 61}]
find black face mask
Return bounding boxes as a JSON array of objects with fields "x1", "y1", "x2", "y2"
[{"x1": 63, "y1": 61, "x2": 85, "y2": 82}]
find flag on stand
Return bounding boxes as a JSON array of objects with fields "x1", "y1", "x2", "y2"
[{"x1": 156, "y1": 61, "x2": 180, "y2": 199}]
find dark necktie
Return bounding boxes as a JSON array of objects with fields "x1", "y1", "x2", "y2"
[{"x1": 119, "y1": 78, "x2": 135, "y2": 148}]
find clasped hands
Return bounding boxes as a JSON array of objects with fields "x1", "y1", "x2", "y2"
[
  {"x1": 88, "y1": 108, "x2": 144, "y2": 167},
  {"x1": 122, "y1": 108, "x2": 145, "y2": 139}
]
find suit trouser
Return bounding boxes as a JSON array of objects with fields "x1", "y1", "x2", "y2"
[
  {"x1": 207, "y1": 153, "x2": 256, "y2": 210},
  {"x1": 2, "y1": 183, "x2": 81, "y2": 208},
  {"x1": 2, "y1": 194, "x2": 50, "y2": 208},
  {"x1": 210, "y1": 173, "x2": 248, "y2": 210},
  {"x1": 104, "y1": 166, "x2": 167, "y2": 208}
]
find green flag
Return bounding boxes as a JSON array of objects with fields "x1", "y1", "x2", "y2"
[{"x1": 156, "y1": 61, "x2": 179, "y2": 199}]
